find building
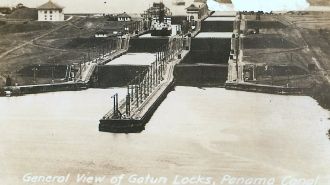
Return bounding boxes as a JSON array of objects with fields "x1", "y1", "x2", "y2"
[
  {"x1": 186, "y1": 2, "x2": 208, "y2": 21},
  {"x1": 37, "y1": 0, "x2": 64, "y2": 22},
  {"x1": 95, "y1": 30, "x2": 109, "y2": 38},
  {"x1": 16, "y1": 3, "x2": 25, "y2": 9},
  {"x1": 142, "y1": 2, "x2": 172, "y2": 20},
  {"x1": 117, "y1": 12, "x2": 131, "y2": 22}
]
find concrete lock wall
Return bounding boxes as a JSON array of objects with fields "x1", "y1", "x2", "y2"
[
  {"x1": 94, "y1": 65, "x2": 148, "y2": 87},
  {"x1": 174, "y1": 64, "x2": 228, "y2": 86},
  {"x1": 183, "y1": 38, "x2": 231, "y2": 64},
  {"x1": 128, "y1": 38, "x2": 169, "y2": 53},
  {"x1": 201, "y1": 21, "x2": 234, "y2": 32}
]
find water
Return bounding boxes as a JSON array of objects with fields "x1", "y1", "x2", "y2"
[{"x1": 0, "y1": 87, "x2": 330, "y2": 185}]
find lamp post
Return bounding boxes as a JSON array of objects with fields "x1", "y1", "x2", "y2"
[
  {"x1": 32, "y1": 67, "x2": 38, "y2": 84},
  {"x1": 111, "y1": 93, "x2": 121, "y2": 119},
  {"x1": 103, "y1": 1, "x2": 107, "y2": 16},
  {"x1": 51, "y1": 59, "x2": 55, "y2": 83},
  {"x1": 286, "y1": 68, "x2": 291, "y2": 87},
  {"x1": 126, "y1": 86, "x2": 131, "y2": 116}
]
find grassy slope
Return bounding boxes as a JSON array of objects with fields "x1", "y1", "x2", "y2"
[
  {"x1": 6, "y1": 8, "x2": 38, "y2": 20},
  {"x1": 242, "y1": 13, "x2": 330, "y2": 88},
  {"x1": 0, "y1": 17, "x2": 114, "y2": 86}
]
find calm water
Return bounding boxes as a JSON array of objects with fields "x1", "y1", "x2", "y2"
[{"x1": 0, "y1": 87, "x2": 330, "y2": 185}]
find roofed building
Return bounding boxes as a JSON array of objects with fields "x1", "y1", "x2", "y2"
[
  {"x1": 142, "y1": 2, "x2": 172, "y2": 19},
  {"x1": 117, "y1": 12, "x2": 131, "y2": 22},
  {"x1": 186, "y1": 2, "x2": 208, "y2": 21},
  {"x1": 37, "y1": 0, "x2": 64, "y2": 21},
  {"x1": 95, "y1": 30, "x2": 110, "y2": 38}
]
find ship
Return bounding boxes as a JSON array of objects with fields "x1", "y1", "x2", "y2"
[{"x1": 149, "y1": 2, "x2": 172, "y2": 36}]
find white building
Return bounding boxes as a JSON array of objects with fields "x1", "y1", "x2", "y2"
[
  {"x1": 95, "y1": 30, "x2": 109, "y2": 38},
  {"x1": 117, "y1": 12, "x2": 131, "y2": 22},
  {"x1": 186, "y1": 2, "x2": 208, "y2": 21},
  {"x1": 37, "y1": 0, "x2": 64, "y2": 22}
]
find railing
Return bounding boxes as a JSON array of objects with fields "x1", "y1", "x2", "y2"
[
  {"x1": 74, "y1": 36, "x2": 130, "y2": 83},
  {"x1": 125, "y1": 20, "x2": 151, "y2": 36},
  {"x1": 105, "y1": 36, "x2": 185, "y2": 119}
]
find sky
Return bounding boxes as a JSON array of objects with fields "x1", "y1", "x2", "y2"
[
  {"x1": 0, "y1": 0, "x2": 311, "y2": 13},
  {"x1": 230, "y1": 0, "x2": 310, "y2": 12}
]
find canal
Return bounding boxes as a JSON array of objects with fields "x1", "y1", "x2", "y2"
[{"x1": 0, "y1": 87, "x2": 329, "y2": 184}]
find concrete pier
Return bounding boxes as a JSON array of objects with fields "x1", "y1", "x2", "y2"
[
  {"x1": 99, "y1": 40, "x2": 188, "y2": 133},
  {"x1": 225, "y1": 82, "x2": 311, "y2": 95},
  {"x1": 99, "y1": 10, "x2": 237, "y2": 132},
  {"x1": 3, "y1": 82, "x2": 87, "y2": 96}
]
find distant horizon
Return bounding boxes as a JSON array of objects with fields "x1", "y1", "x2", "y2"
[
  {"x1": 0, "y1": 0, "x2": 327, "y2": 14},
  {"x1": 0, "y1": 0, "x2": 195, "y2": 15}
]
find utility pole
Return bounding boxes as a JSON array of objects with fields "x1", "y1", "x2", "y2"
[
  {"x1": 32, "y1": 67, "x2": 38, "y2": 84},
  {"x1": 103, "y1": 1, "x2": 107, "y2": 15},
  {"x1": 155, "y1": 60, "x2": 158, "y2": 84},
  {"x1": 135, "y1": 85, "x2": 139, "y2": 107},
  {"x1": 271, "y1": 67, "x2": 274, "y2": 85},
  {"x1": 126, "y1": 86, "x2": 130, "y2": 116},
  {"x1": 286, "y1": 67, "x2": 290, "y2": 87},
  {"x1": 51, "y1": 60, "x2": 55, "y2": 83},
  {"x1": 111, "y1": 93, "x2": 121, "y2": 119},
  {"x1": 130, "y1": 84, "x2": 134, "y2": 102},
  {"x1": 79, "y1": 61, "x2": 82, "y2": 80}
]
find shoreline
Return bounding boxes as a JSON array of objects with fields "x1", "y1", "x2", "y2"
[
  {"x1": 225, "y1": 82, "x2": 312, "y2": 95},
  {"x1": 225, "y1": 81, "x2": 330, "y2": 111}
]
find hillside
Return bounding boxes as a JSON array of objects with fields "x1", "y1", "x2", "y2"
[
  {"x1": 215, "y1": 0, "x2": 232, "y2": 3},
  {"x1": 308, "y1": 0, "x2": 330, "y2": 6},
  {"x1": 0, "y1": 16, "x2": 117, "y2": 86},
  {"x1": 6, "y1": 8, "x2": 37, "y2": 20}
]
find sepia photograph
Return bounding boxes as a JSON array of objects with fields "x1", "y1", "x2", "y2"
[{"x1": 0, "y1": 0, "x2": 329, "y2": 184}]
